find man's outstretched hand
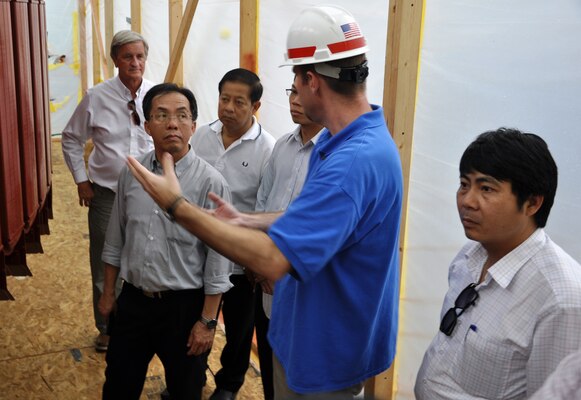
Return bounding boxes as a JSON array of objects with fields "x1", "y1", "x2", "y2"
[
  {"x1": 126, "y1": 153, "x2": 182, "y2": 210},
  {"x1": 205, "y1": 192, "x2": 246, "y2": 226}
]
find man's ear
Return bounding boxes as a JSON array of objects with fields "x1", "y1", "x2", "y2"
[
  {"x1": 306, "y1": 71, "x2": 319, "y2": 93},
  {"x1": 144, "y1": 120, "x2": 152, "y2": 136},
  {"x1": 525, "y1": 194, "x2": 544, "y2": 217},
  {"x1": 252, "y1": 100, "x2": 261, "y2": 114}
]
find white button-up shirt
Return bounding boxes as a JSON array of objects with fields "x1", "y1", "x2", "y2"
[
  {"x1": 191, "y1": 117, "x2": 275, "y2": 274},
  {"x1": 415, "y1": 229, "x2": 581, "y2": 400},
  {"x1": 61, "y1": 76, "x2": 154, "y2": 191}
]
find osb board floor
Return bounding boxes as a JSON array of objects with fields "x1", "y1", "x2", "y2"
[{"x1": 0, "y1": 140, "x2": 265, "y2": 400}]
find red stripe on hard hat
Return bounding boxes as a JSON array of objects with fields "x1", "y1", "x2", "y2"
[
  {"x1": 287, "y1": 46, "x2": 317, "y2": 59},
  {"x1": 328, "y1": 37, "x2": 366, "y2": 54}
]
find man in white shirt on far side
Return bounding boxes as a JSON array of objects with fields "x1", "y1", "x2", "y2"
[{"x1": 61, "y1": 30, "x2": 155, "y2": 352}]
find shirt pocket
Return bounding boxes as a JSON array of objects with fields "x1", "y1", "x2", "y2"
[{"x1": 457, "y1": 326, "x2": 526, "y2": 399}]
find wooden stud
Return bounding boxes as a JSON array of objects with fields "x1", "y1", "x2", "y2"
[
  {"x1": 131, "y1": 0, "x2": 141, "y2": 33},
  {"x1": 91, "y1": 0, "x2": 102, "y2": 84},
  {"x1": 105, "y1": 0, "x2": 114, "y2": 76},
  {"x1": 239, "y1": 0, "x2": 258, "y2": 73},
  {"x1": 77, "y1": 0, "x2": 88, "y2": 94},
  {"x1": 169, "y1": 0, "x2": 184, "y2": 85},
  {"x1": 365, "y1": 0, "x2": 424, "y2": 398},
  {"x1": 164, "y1": 0, "x2": 199, "y2": 83}
]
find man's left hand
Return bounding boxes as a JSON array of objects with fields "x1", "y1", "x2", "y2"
[{"x1": 186, "y1": 321, "x2": 215, "y2": 356}]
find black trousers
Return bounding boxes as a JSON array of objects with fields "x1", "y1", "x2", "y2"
[
  {"x1": 103, "y1": 283, "x2": 207, "y2": 400},
  {"x1": 213, "y1": 274, "x2": 256, "y2": 392},
  {"x1": 255, "y1": 286, "x2": 274, "y2": 400}
]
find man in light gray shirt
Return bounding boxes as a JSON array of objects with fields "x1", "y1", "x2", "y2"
[
  {"x1": 252, "y1": 83, "x2": 324, "y2": 400},
  {"x1": 98, "y1": 83, "x2": 232, "y2": 400}
]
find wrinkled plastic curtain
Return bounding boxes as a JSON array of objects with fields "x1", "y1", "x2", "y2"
[
  {"x1": 396, "y1": 1, "x2": 581, "y2": 398},
  {"x1": 46, "y1": 0, "x2": 388, "y2": 137},
  {"x1": 45, "y1": 0, "x2": 80, "y2": 134},
  {"x1": 141, "y1": 0, "x2": 389, "y2": 137}
]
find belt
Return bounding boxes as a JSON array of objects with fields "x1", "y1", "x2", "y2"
[{"x1": 124, "y1": 282, "x2": 174, "y2": 299}]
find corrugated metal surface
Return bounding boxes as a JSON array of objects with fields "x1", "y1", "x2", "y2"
[
  {"x1": 0, "y1": 0, "x2": 25, "y2": 256},
  {"x1": 38, "y1": 0, "x2": 52, "y2": 193},
  {"x1": 1, "y1": 0, "x2": 25, "y2": 299},
  {"x1": 11, "y1": 0, "x2": 40, "y2": 232},
  {"x1": 28, "y1": 0, "x2": 49, "y2": 207},
  {"x1": 1, "y1": 0, "x2": 53, "y2": 299}
]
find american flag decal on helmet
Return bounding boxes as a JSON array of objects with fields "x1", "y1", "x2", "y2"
[{"x1": 341, "y1": 23, "x2": 361, "y2": 39}]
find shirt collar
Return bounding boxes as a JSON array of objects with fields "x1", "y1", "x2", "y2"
[
  {"x1": 315, "y1": 104, "x2": 383, "y2": 159},
  {"x1": 150, "y1": 146, "x2": 195, "y2": 177},
  {"x1": 210, "y1": 116, "x2": 262, "y2": 141},
  {"x1": 289, "y1": 126, "x2": 325, "y2": 148},
  {"x1": 113, "y1": 75, "x2": 146, "y2": 100},
  {"x1": 466, "y1": 228, "x2": 546, "y2": 289}
]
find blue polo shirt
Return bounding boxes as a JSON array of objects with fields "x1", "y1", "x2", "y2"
[{"x1": 268, "y1": 105, "x2": 403, "y2": 393}]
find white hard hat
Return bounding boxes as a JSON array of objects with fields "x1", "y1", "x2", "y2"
[{"x1": 281, "y1": 5, "x2": 369, "y2": 66}]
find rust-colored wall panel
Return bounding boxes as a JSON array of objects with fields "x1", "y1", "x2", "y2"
[
  {"x1": 11, "y1": 0, "x2": 39, "y2": 231},
  {"x1": 0, "y1": 0, "x2": 25, "y2": 254},
  {"x1": 28, "y1": 0, "x2": 49, "y2": 207},
  {"x1": 38, "y1": 0, "x2": 52, "y2": 189}
]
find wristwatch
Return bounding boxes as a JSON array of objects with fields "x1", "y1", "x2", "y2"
[
  {"x1": 165, "y1": 195, "x2": 187, "y2": 221},
  {"x1": 199, "y1": 315, "x2": 218, "y2": 330}
]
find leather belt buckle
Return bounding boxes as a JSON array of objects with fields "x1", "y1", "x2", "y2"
[{"x1": 142, "y1": 290, "x2": 162, "y2": 299}]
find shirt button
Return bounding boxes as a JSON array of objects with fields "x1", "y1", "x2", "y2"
[
  {"x1": 148, "y1": 235, "x2": 154, "y2": 241},
  {"x1": 154, "y1": 210, "x2": 159, "y2": 215}
]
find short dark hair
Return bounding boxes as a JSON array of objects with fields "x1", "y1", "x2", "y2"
[
  {"x1": 459, "y1": 127, "x2": 558, "y2": 228},
  {"x1": 293, "y1": 54, "x2": 368, "y2": 96},
  {"x1": 218, "y1": 68, "x2": 263, "y2": 103},
  {"x1": 143, "y1": 83, "x2": 198, "y2": 122}
]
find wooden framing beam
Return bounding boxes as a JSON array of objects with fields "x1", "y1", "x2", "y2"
[
  {"x1": 105, "y1": 0, "x2": 114, "y2": 75},
  {"x1": 90, "y1": 0, "x2": 110, "y2": 81},
  {"x1": 365, "y1": 0, "x2": 424, "y2": 398},
  {"x1": 169, "y1": 0, "x2": 184, "y2": 85},
  {"x1": 165, "y1": 0, "x2": 199, "y2": 83},
  {"x1": 91, "y1": 0, "x2": 101, "y2": 83},
  {"x1": 77, "y1": 0, "x2": 88, "y2": 94},
  {"x1": 131, "y1": 0, "x2": 142, "y2": 33},
  {"x1": 240, "y1": 0, "x2": 258, "y2": 73}
]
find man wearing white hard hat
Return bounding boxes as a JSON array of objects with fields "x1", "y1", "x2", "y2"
[{"x1": 125, "y1": 5, "x2": 403, "y2": 399}]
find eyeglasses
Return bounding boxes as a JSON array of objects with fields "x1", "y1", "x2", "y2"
[
  {"x1": 127, "y1": 100, "x2": 141, "y2": 125},
  {"x1": 150, "y1": 111, "x2": 192, "y2": 124},
  {"x1": 285, "y1": 88, "x2": 297, "y2": 97},
  {"x1": 439, "y1": 283, "x2": 479, "y2": 336}
]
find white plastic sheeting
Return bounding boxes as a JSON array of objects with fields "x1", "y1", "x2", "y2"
[
  {"x1": 396, "y1": 1, "x2": 581, "y2": 398},
  {"x1": 46, "y1": 0, "x2": 388, "y2": 137},
  {"x1": 45, "y1": 1, "x2": 581, "y2": 398}
]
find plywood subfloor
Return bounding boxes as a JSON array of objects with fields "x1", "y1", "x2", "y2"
[{"x1": 0, "y1": 140, "x2": 265, "y2": 400}]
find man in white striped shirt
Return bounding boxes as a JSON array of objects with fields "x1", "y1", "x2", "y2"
[{"x1": 415, "y1": 128, "x2": 581, "y2": 400}]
